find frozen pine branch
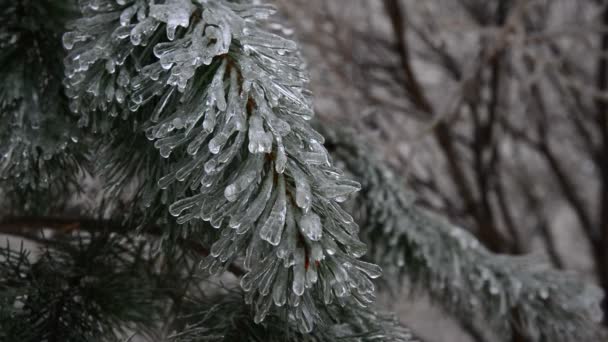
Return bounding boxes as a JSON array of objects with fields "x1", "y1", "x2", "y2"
[
  {"x1": 324, "y1": 126, "x2": 605, "y2": 342},
  {"x1": 0, "y1": 234, "x2": 166, "y2": 342},
  {"x1": 0, "y1": 0, "x2": 86, "y2": 208},
  {"x1": 0, "y1": 214, "x2": 415, "y2": 341},
  {"x1": 63, "y1": 0, "x2": 380, "y2": 333},
  {"x1": 169, "y1": 288, "x2": 418, "y2": 342},
  {"x1": 1, "y1": 0, "x2": 606, "y2": 340}
]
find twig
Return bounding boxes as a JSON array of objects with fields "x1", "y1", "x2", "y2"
[{"x1": 0, "y1": 216, "x2": 246, "y2": 277}]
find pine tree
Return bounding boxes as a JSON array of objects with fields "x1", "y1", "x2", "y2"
[{"x1": 0, "y1": 0, "x2": 603, "y2": 341}]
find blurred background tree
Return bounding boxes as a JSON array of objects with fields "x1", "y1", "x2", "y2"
[{"x1": 274, "y1": 0, "x2": 608, "y2": 339}]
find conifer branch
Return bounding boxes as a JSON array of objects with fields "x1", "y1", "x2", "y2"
[
  {"x1": 0, "y1": 233, "x2": 166, "y2": 341},
  {"x1": 0, "y1": 215, "x2": 246, "y2": 276},
  {"x1": 1, "y1": 0, "x2": 605, "y2": 340},
  {"x1": 63, "y1": 0, "x2": 381, "y2": 331},
  {"x1": 0, "y1": 0, "x2": 86, "y2": 208},
  {"x1": 168, "y1": 289, "x2": 419, "y2": 342},
  {"x1": 324, "y1": 126, "x2": 605, "y2": 342}
]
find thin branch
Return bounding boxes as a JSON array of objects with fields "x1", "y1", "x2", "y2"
[
  {"x1": 383, "y1": 0, "x2": 516, "y2": 253},
  {"x1": 0, "y1": 216, "x2": 246, "y2": 277}
]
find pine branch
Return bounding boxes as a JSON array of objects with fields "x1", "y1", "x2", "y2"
[
  {"x1": 63, "y1": 0, "x2": 380, "y2": 332},
  {"x1": 0, "y1": 216, "x2": 418, "y2": 341},
  {"x1": 0, "y1": 215, "x2": 246, "y2": 276},
  {"x1": 0, "y1": 234, "x2": 166, "y2": 342},
  {"x1": 0, "y1": 0, "x2": 87, "y2": 208},
  {"x1": 323, "y1": 126, "x2": 605, "y2": 342},
  {"x1": 168, "y1": 289, "x2": 419, "y2": 342}
]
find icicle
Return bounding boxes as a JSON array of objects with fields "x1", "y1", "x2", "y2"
[
  {"x1": 292, "y1": 248, "x2": 306, "y2": 296},
  {"x1": 150, "y1": 88, "x2": 175, "y2": 122},
  {"x1": 273, "y1": 267, "x2": 288, "y2": 306},
  {"x1": 260, "y1": 174, "x2": 287, "y2": 245},
  {"x1": 130, "y1": 18, "x2": 159, "y2": 46},
  {"x1": 310, "y1": 243, "x2": 324, "y2": 262},
  {"x1": 225, "y1": 169, "x2": 257, "y2": 202},
  {"x1": 349, "y1": 259, "x2": 383, "y2": 279},
  {"x1": 169, "y1": 194, "x2": 205, "y2": 217},
  {"x1": 120, "y1": 4, "x2": 138, "y2": 26},
  {"x1": 299, "y1": 212, "x2": 322, "y2": 242},
  {"x1": 253, "y1": 296, "x2": 273, "y2": 324},
  {"x1": 306, "y1": 267, "x2": 318, "y2": 288},
  {"x1": 289, "y1": 163, "x2": 312, "y2": 212},
  {"x1": 62, "y1": 31, "x2": 90, "y2": 50},
  {"x1": 203, "y1": 106, "x2": 218, "y2": 132},
  {"x1": 275, "y1": 138, "x2": 287, "y2": 173},
  {"x1": 240, "y1": 27, "x2": 298, "y2": 51},
  {"x1": 149, "y1": 0, "x2": 196, "y2": 41},
  {"x1": 248, "y1": 115, "x2": 273, "y2": 154},
  {"x1": 229, "y1": 167, "x2": 273, "y2": 229},
  {"x1": 208, "y1": 59, "x2": 228, "y2": 111},
  {"x1": 320, "y1": 182, "x2": 361, "y2": 200}
]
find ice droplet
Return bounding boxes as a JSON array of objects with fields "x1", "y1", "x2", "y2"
[
  {"x1": 292, "y1": 248, "x2": 306, "y2": 296},
  {"x1": 260, "y1": 175, "x2": 287, "y2": 245},
  {"x1": 299, "y1": 212, "x2": 322, "y2": 241},
  {"x1": 225, "y1": 170, "x2": 257, "y2": 202}
]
